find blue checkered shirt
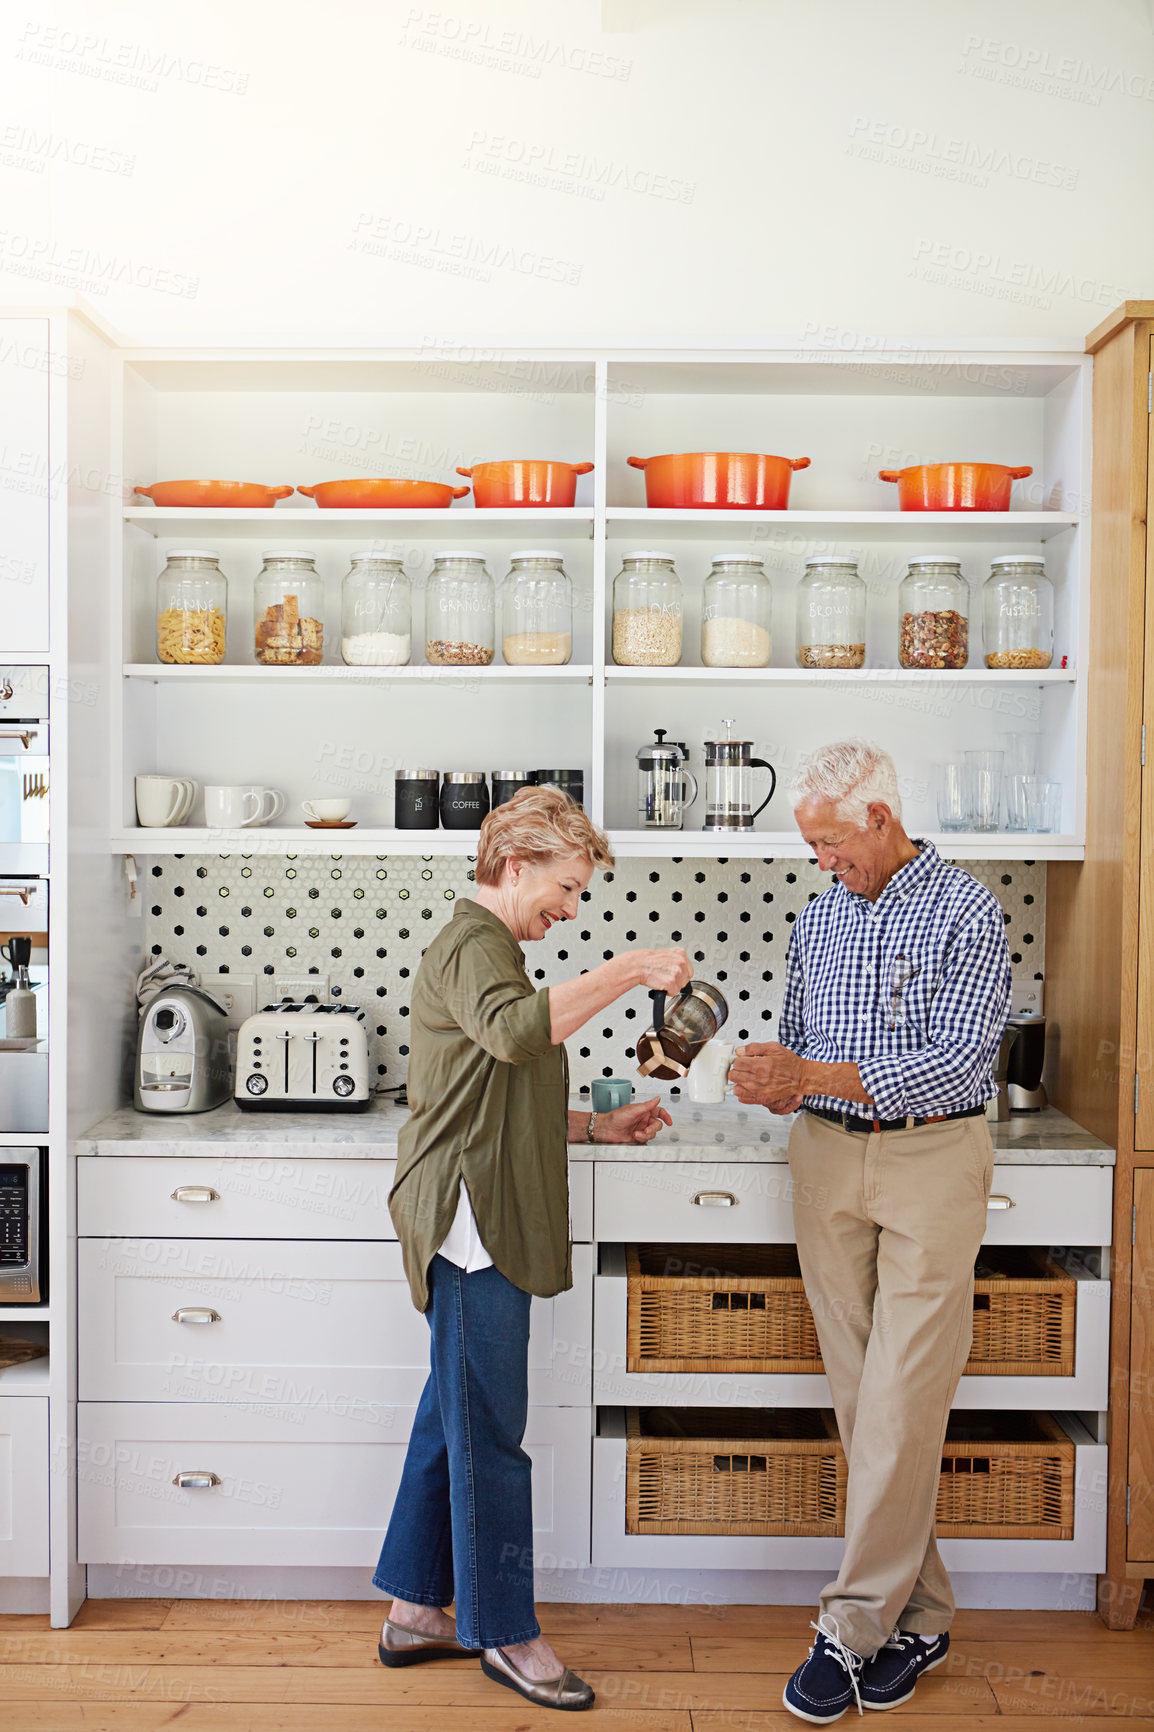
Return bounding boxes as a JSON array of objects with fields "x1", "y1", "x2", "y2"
[{"x1": 778, "y1": 841, "x2": 1012, "y2": 1119}]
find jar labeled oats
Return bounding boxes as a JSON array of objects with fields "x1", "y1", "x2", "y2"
[
  {"x1": 795, "y1": 557, "x2": 866, "y2": 669},
  {"x1": 424, "y1": 551, "x2": 495, "y2": 666},
  {"x1": 156, "y1": 549, "x2": 227, "y2": 664},
  {"x1": 612, "y1": 551, "x2": 682, "y2": 666},
  {"x1": 982, "y1": 556, "x2": 1053, "y2": 669},
  {"x1": 898, "y1": 557, "x2": 969, "y2": 669}
]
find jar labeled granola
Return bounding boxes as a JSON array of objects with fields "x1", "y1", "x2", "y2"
[
  {"x1": 424, "y1": 551, "x2": 495, "y2": 666},
  {"x1": 795, "y1": 558, "x2": 866, "y2": 669},
  {"x1": 612, "y1": 551, "x2": 682, "y2": 666},
  {"x1": 898, "y1": 557, "x2": 969, "y2": 669},
  {"x1": 982, "y1": 556, "x2": 1053, "y2": 669},
  {"x1": 253, "y1": 551, "x2": 324, "y2": 665},
  {"x1": 156, "y1": 549, "x2": 227, "y2": 664}
]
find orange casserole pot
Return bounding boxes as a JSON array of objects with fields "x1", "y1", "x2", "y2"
[
  {"x1": 298, "y1": 479, "x2": 470, "y2": 509},
  {"x1": 627, "y1": 451, "x2": 810, "y2": 510},
  {"x1": 456, "y1": 459, "x2": 594, "y2": 508},
  {"x1": 877, "y1": 462, "x2": 1033, "y2": 511},
  {"x1": 135, "y1": 480, "x2": 294, "y2": 508}
]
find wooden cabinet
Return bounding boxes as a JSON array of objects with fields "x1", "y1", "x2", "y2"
[{"x1": 1047, "y1": 302, "x2": 1154, "y2": 1626}]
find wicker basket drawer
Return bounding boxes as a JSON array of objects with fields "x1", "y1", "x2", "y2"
[
  {"x1": 623, "y1": 1407, "x2": 1075, "y2": 1540},
  {"x1": 626, "y1": 1244, "x2": 1077, "y2": 1378},
  {"x1": 625, "y1": 1407, "x2": 846, "y2": 1536}
]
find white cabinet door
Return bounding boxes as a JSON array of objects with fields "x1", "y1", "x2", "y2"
[
  {"x1": 0, "y1": 319, "x2": 50, "y2": 652},
  {"x1": 595, "y1": 1162, "x2": 798, "y2": 1242},
  {"x1": 77, "y1": 1155, "x2": 397, "y2": 1240},
  {"x1": 77, "y1": 1403, "x2": 591, "y2": 1568},
  {"x1": 0, "y1": 1396, "x2": 48, "y2": 1575}
]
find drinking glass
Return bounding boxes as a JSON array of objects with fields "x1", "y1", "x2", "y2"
[
  {"x1": 935, "y1": 762, "x2": 968, "y2": 831},
  {"x1": 1004, "y1": 773, "x2": 1031, "y2": 831},
  {"x1": 1000, "y1": 731, "x2": 1040, "y2": 777},
  {"x1": 963, "y1": 749, "x2": 1004, "y2": 832},
  {"x1": 1024, "y1": 778, "x2": 1062, "y2": 833}
]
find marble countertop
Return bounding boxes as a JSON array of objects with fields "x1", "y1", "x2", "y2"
[{"x1": 76, "y1": 1097, "x2": 1114, "y2": 1165}]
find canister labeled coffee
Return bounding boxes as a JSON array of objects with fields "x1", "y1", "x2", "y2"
[{"x1": 440, "y1": 771, "x2": 490, "y2": 830}]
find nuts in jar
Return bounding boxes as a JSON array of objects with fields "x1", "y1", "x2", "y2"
[{"x1": 899, "y1": 609, "x2": 968, "y2": 668}]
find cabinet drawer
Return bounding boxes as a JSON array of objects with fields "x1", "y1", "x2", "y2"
[
  {"x1": 0, "y1": 1396, "x2": 48, "y2": 1575},
  {"x1": 595, "y1": 1163, "x2": 797, "y2": 1244},
  {"x1": 77, "y1": 1402, "x2": 591, "y2": 1567},
  {"x1": 981, "y1": 1166, "x2": 1113, "y2": 1246},
  {"x1": 78, "y1": 1239, "x2": 594, "y2": 1410},
  {"x1": 78, "y1": 1156, "x2": 397, "y2": 1240}
]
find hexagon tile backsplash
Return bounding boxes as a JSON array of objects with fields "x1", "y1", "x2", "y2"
[{"x1": 143, "y1": 853, "x2": 1045, "y2": 1095}]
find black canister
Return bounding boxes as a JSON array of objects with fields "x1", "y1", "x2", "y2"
[
  {"x1": 491, "y1": 770, "x2": 535, "y2": 809},
  {"x1": 534, "y1": 769, "x2": 584, "y2": 809},
  {"x1": 440, "y1": 771, "x2": 491, "y2": 830},
  {"x1": 395, "y1": 768, "x2": 440, "y2": 829}
]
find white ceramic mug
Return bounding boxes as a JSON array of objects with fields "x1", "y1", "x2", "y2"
[
  {"x1": 241, "y1": 786, "x2": 286, "y2": 825},
  {"x1": 302, "y1": 798, "x2": 352, "y2": 823},
  {"x1": 136, "y1": 775, "x2": 197, "y2": 828},
  {"x1": 686, "y1": 1038, "x2": 736, "y2": 1105},
  {"x1": 204, "y1": 785, "x2": 263, "y2": 829}
]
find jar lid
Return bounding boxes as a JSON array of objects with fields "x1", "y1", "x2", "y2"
[
  {"x1": 442, "y1": 771, "x2": 486, "y2": 783},
  {"x1": 260, "y1": 549, "x2": 317, "y2": 562},
  {"x1": 166, "y1": 548, "x2": 221, "y2": 560},
  {"x1": 397, "y1": 767, "x2": 439, "y2": 780},
  {"x1": 349, "y1": 551, "x2": 404, "y2": 564},
  {"x1": 709, "y1": 552, "x2": 765, "y2": 565},
  {"x1": 431, "y1": 549, "x2": 487, "y2": 562},
  {"x1": 509, "y1": 550, "x2": 565, "y2": 562},
  {"x1": 535, "y1": 769, "x2": 583, "y2": 781},
  {"x1": 906, "y1": 555, "x2": 962, "y2": 567},
  {"x1": 989, "y1": 555, "x2": 1044, "y2": 568},
  {"x1": 492, "y1": 770, "x2": 533, "y2": 780},
  {"x1": 623, "y1": 550, "x2": 675, "y2": 562},
  {"x1": 803, "y1": 556, "x2": 859, "y2": 568}
]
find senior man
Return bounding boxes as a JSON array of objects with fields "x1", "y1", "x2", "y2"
[{"x1": 730, "y1": 740, "x2": 1010, "y2": 1724}]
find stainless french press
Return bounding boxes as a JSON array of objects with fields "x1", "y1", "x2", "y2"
[
  {"x1": 636, "y1": 980, "x2": 729, "y2": 1081},
  {"x1": 703, "y1": 719, "x2": 776, "y2": 830},
  {"x1": 636, "y1": 729, "x2": 698, "y2": 830}
]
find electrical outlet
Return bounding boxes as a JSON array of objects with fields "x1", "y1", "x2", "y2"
[
  {"x1": 199, "y1": 972, "x2": 257, "y2": 1030},
  {"x1": 271, "y1": 972, "x2": 330, "y2": 1006},
  {"x1": 1011, "y1": 981, "x2": 1044, "y2": 1017}
]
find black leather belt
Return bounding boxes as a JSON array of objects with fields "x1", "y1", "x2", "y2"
[{"x1": 806, "y1": 1103, "x2": 987, "y2": 1135}]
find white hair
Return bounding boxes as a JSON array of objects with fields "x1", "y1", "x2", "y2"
[{"x1": 788, "y1": 740, "x2": 903, "y2": 828}]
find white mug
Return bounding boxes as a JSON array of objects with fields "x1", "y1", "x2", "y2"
[
  {"x1": 241, "y1": 786, "x2": 286, "y2": 825},
  {"x1": 302, "y1": 798, "x2": 352, "y2": 823},
  {"x1": 136, "y1": 775, "x2": 197, "y2": 828},
  {"x1": 204, "y1": 785, "x2": 263, "y2": 829},
  {"x1": 687, "y1": 1038, "x2": 736, "y2": 1105}
]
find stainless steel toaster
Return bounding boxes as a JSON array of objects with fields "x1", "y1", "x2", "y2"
[{"x1": 234, "y1": 1002, "x2": 371, "y2": 1111}]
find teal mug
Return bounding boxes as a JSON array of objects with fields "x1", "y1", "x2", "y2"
[{"x1": 591, "y1": 1077, "x2": 633, "y2": 1113}]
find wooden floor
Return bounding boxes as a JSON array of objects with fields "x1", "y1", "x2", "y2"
[{"x1": 0, "y1": 1599, "x2": 1152, "y2": 1728}]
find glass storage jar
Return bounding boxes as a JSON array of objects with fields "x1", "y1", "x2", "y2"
[
  {"x1": 253, "y1": 550, "x2": 325, "y2": 665},
  {"x1": 898, "y1": 557, "x2": 969, "y2": 668},
  {"x1": 701, "y1": 554, "x2": 772, "y2": 667},
  {"x1": 795, "y1": 558, "x2": 866, "y2": 669},
  {"x1": 612, "y1": 551, "x2": 682, "y2": 666},
  {"x1": 982, "y1": 557, "x2": 1054, "y2": 669},
  {"x1": 424, "y1": 551, "x2": 495, "y2": 666},
  {"x1": 501, "y1": 550, "x2": 572, "y2": 666},
  {"x1": 341, "y1": 554, "x2": 411, "y2": 666},
  {"x1": 156, "y1": 549, "x2": 227, "y2": 664}
]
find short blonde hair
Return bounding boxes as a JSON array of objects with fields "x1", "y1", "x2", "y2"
[{"x1": 475, "y1": 785, "x2": 614, "y2": 887}]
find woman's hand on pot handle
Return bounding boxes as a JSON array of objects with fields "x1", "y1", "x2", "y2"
[
  {"x1": 630, "y1": 947, "x2": 693, "y2": 994},
  {"x1": 594, "y1": 1095, "x2": 672, "y2": 1144}
]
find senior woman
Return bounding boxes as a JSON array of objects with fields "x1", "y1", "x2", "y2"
[{"x1": 373, "y1": 786, "x2": 690, "y2": 1713}]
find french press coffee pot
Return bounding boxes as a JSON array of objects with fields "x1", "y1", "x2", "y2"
[
  {"x1": 636, "y1": 729, "x2": 698, "y2": 830},
  {"x1": 636, "y1": 980, "x2": 729, "y2": 1081},
  {"x1": 703, "y1": 719, "x2": 777, "y2": 830}
]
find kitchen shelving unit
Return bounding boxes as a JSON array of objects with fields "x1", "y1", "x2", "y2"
[{"x1": 110, "y1": 344, "x2": 1090, "y2": 859}]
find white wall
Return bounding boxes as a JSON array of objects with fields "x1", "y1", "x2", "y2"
[{"x1": 3, "y1": 0, "x2": 1152, "y2": 342}]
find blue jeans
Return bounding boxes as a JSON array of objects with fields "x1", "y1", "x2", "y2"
[{"x1": 373, "y1": 1254, "x2": 539, "y2": 1649}]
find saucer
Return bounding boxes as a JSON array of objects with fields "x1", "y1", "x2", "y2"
[{"x1": 304, "y1": 819, "x2": 357, "y2": 829}]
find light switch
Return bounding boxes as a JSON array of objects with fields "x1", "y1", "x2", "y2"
[{"x1": 199, "y1": 972, "x2": 257, "y2": 1030}]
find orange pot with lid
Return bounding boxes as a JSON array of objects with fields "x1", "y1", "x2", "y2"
[
  {"x1": 135, "y1": 480, "x2": 294, "y2": 509},
  {"x1": 877, "y1": 462, "x2": 1033, "y2": 511},
  {"x1": 627, "y1": 452, "x2": 810, "y2": 510},
  {"x1": 456, "y1": 459, "x2": 594, "y2": 508},
  {"x1": 297, "y1": 479, "x2": 471, "y2": 509}
]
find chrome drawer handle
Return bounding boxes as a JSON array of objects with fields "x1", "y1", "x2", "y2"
[
  {"x1": 171, "y1": 1307, "x2": 220, "y2": 1325},
  {"x1": 987, "y1": 1194, "x2": 1015, "y2": 1210},
  {"x1": 170, "y1": 1186, "x2": 219, "y2": 1204},
  {"x1": 693, "y1": 1191, "x2": 738, "y2": 1208},
  {"x1": 172, "y1": 1470, "x2": 221, "y2": 1490}
]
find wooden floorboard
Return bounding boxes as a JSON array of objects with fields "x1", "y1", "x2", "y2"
[{"x1": 0, "y1": 1600, "x2": 1149, "y2": 1727}]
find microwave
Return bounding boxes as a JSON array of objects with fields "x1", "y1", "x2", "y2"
[{"x1": 0, "y1": 1147, "x2": 45, "y2": 1303}]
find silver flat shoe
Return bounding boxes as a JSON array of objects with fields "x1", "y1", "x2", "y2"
[
  {"x1": 378, "y1": 1616, "x2": 478, "y2": 1668},
  {"x1": 481, "y1": 1645, "x2": 595, "y2": 1712}
]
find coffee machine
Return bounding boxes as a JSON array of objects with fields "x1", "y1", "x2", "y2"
[
  {"x1": 1007, "y1": 1013, "x2": 1047, "y2": 1112},
  {"x1": 135, "y1": 984, "x2": 232, "y2": 1113}
]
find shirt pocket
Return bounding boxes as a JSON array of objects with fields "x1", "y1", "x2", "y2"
[{"x1": 881, "y1": 949, "x2": 938, "y2": 1031}]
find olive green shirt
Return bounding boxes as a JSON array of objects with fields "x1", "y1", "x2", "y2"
[{"x1": 388, "y1": 899, "x2": 571, "y2": 1311}]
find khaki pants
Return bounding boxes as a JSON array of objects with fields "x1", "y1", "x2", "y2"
[{"x1": 786, "y1": 1108, "x2": 994, "y2": 1658}]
